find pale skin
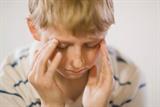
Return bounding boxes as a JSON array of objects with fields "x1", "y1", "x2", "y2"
[{"x1": 27, "y1": 19, "x2": 113, "y2": 107}]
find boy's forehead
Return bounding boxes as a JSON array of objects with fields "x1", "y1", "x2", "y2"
[
  {"x1": 55, "y1": 34, "x2": 104, "y2": 43},
  {"x1": 46, "y1": 27, "x2": 105, "y2": 41}
]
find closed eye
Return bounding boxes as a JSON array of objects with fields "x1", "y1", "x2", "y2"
[
  {"x1": 57, "y1": 43, "x2": 69, "y2": 49},
  {"x1": 85, "y1": 43, "x2": 100, "y2": 48}
]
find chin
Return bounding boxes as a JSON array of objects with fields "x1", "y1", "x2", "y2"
[{"x1": 63, "y1": 75, "x2": 83, "y2": 80}]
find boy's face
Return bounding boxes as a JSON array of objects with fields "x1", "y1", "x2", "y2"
[{"x1": 38, "y1": 27, "x2": 104, "y2": 79}]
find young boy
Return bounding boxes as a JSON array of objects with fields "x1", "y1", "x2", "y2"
[{"x1": 0, "y1": 0, "x2": 146, "y2": 107}]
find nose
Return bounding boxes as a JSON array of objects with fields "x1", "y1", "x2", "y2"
[
  {"x1": 71, "y1": 57, "x2": 85, "y2": 69},
  {"x1": 71, "y1": 47, "x2": 85, "y2": 69}
]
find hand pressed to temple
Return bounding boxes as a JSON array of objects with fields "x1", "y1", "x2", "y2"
[
  {"x1": 82, "y1": 40, "x2": 113, "y2": 107},
  {"x1": 28, "y1": 39, "x2": 65, "y2": 107}
]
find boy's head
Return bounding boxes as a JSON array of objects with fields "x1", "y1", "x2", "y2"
[
  {"x1": 28, "y1": 0, "x2": 114, "y2": 36},
  {"x1": 27, "y1": 0, "x2": 115, "y2": 79}
]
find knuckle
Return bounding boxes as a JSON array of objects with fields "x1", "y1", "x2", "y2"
[
  {"x1": 35, "y1": 82, "x2": 51, "y2": 90},
  {"x1": 33, "y1": 78, "x2": 43, "y2": 88},
  {"x1": 51, "y1": 39, "x2": 58, "y2": 45},
  {"x1": 42, "y1": 80, "x2": 52, "y2": 89}
]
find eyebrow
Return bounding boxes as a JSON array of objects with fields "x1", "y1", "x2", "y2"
[{"x1": 59, "y1": 38, "x2": 103, "y2": 45}]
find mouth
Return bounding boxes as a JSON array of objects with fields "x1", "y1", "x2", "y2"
[{"x1": 66, "y1": 68, "x2": 88, "y2": 75}]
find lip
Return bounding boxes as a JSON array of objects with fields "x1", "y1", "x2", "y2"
[{"x1": 66, "y1": 68, "x2": 88, "y2": 74}]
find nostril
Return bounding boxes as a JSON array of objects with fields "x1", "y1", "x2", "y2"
[
  {"x1": 72, "y1": 59, "x2": 85, "y2": 69},
  {"x1": 73, "y1": 60, "x2": 82, "y2": 68}
]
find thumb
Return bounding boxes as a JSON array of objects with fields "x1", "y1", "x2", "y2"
[{"x1": 87, "y1": 65, "x2": 97, "y2": 86}]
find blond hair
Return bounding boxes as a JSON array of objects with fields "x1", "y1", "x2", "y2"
[{"x1": 28, "y1": 0, "x2": 115, "y2": 35}]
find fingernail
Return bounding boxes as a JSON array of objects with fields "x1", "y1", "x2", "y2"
[{"x1": 50, "y1": 38, "x2": 58, "y2": 44}]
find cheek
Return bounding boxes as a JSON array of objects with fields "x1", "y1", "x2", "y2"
[
  {"x1": 84, "y1": 49, "x2": 100, "y2": 65},
  {"x1": 56, "y1": 48, "x2": 100, "y2": 68},
  {"x1": 57, "y1": 51, "x2": 67, "y2": 68}
]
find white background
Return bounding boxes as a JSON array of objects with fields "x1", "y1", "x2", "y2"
[{"x1": 0, "y1": 0, "x2": 160, "y2": 106}]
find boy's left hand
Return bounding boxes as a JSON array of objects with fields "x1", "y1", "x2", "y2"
[{"x1": 82, "y1": 40, "x2": 113, "y2": 107}]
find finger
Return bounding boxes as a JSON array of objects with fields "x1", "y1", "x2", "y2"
[
  {"x1": 97, "y1": 40, "x2": 113, "y2": 87},
  {"x1": 30, "y1": 41, "x2": 50, "y2": 70},
  {"x1": 87, "y1": 65, "x2": 97, "y2": 87},
  {"x1": 46, "y1": 52, "x2": 62, "y2": 79},
  {"x1": 34, "y1": 39, "x2": 58, "y2": 76},
  {"x1": 98, "y1": 40, "x2": 112, "y2": 73},
  {"x1": 97, "y1": 64, "x2": 113, "y2": 89},
  {"x1": 96, "y1": 40, "x2": 108, "y2": 68},
  {"x1": 28, "y1": 42, "x2": 50, "y2": 79},
  {"x1": 28, "y1": 39, "x2": 58, "y2": 83},
  {"x1": 38, "y1": 39, "x2": 59, "y2": 71},
  {"x1": 100, "y1": 40, "x2": 110, "y2": 63},
  {"x1": 96, "y1": 40, "x2": 108, "y2": 78},
  {"x1": 97, "y1": 62, "x2": 113, "y2": 90}
]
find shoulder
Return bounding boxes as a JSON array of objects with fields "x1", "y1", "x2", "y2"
[
  {"x1": 108, "y1": 46, "x2": 145, "y2": 87},
  {"x1": 0, "y1": 43, "x2": 41, "y2": 106},
  {"x1": 108, "y1": 46, "x2": 146, "y2": 107},
  {"x1": 108, "y1": 46, "x2": 140, "y2": 76},
  {"x1": 0, "y1": 44, "x2": 31, "y2": 74},
  {"x1": 0, "y1": 44, "x2": 31, "y2": 88}
]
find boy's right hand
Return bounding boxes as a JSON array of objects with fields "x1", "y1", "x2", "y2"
[{"x1": 28, "y1": 39, "x2": 65, "y2": 107}]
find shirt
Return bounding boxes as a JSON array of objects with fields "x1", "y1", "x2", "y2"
[{"x1": 0, "y1": 42, "x2": 146, "y2": 107}]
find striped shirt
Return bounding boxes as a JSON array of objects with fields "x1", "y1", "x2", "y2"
[{"x1": 0, "y1": 42, "x2": 146, "y2": 107}]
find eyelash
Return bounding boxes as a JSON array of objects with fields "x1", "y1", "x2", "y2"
[
  {"x1": 85, "y1": 44, "x2": 100, "y2": 48},
  {"x1": 57, "y1": 43, "x2": 99, "y2": 50},
  {"x1": 57, "y1": 44, "x2": 69, "y2": 49}
]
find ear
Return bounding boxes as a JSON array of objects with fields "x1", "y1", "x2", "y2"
[{"x1": 26, "y1": 17, "x2": 41, "y2": 41}]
